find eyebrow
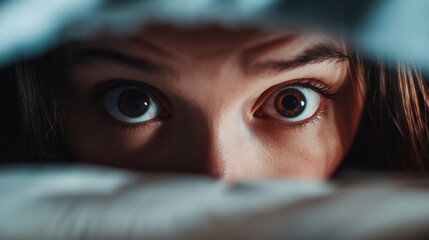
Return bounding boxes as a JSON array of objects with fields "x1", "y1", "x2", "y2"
[
  {"x1": 243, "y1": 42, "x2": 350, "y2": 76},
  {"x1": 67, "y1": 47, "x2": 173, "y2": 76},
  {"x1": 66, "y1": 42, "x2": 347, "y2": 78}
]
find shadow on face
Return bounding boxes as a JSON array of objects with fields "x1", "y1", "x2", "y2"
[{"x1": 61, "y1": 24, "x2": 365, "y2": 180}]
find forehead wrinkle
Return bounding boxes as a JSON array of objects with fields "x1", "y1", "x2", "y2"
[
  {"x1": 63, "y1": 45, "x2": 176, "y2": 78},
  {"x1": 240, "y1": 34, "x2": 298, "y2": 68},
  {"x1": 136, "y1": 25, "x2": 291, "y2": 59},
  {"x1": 128, "y1": 35, "x2": 178, "y2": 60}
]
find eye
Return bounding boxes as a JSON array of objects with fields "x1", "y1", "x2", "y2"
[
  {"x1": 259, "y1": 86, "x2": 321, "y2": 122},
  {"x1": 103, "y1": 86, "x2": 162, "y2": 124}
]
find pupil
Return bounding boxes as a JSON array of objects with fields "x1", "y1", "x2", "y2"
[
  {"x1": 275, "y1": 89, "x2": 306, "y2": 118},
  {"x1": 118, "y1": 89, "x2": 150, "y2": 118},
  {"x1": 282, "y1": 95, "x2": 299, "y2": 110}
]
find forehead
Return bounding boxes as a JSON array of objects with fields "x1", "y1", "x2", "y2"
[
  {"x1": 135, "y1": 25, "x2": 279, "y2": 54},
  {"x1": 98, "y1": 25, "x2": 338, "y2": 57}
]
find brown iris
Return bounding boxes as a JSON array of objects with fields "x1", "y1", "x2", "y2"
[
  {"x1": 274, "y1": 88, "x2": 306, "y2": 118},
  {"x1": 118, "y1": 89, "x2": 150, "y2": 118}
]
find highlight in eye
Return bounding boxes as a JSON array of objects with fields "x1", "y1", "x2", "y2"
[
  {"x1": 90, "y1": 80, "x2": 170, "y2": 130},
  {"x1": 104, "y1": 86, "x2": 161, "y2": 123},
  {"x1": 265, "y1": 86, "x2": 321, "y2": 122},
  {"x1": 255, "y1": 79, "x2": 338, "y2": 126}
]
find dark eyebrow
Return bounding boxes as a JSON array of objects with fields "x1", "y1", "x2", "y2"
[
  {"x1": 67, "y1": 47, "x2": 173, "y2": 76},
  {"x1": 243, "y1": 42, "x2": 349, "y2": 76}
]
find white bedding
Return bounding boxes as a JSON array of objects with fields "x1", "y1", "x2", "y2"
[
  {"x1": 1, "y1": 0, "x2": 429, "y2": 73},
  {"x1": 1, "y1": 166, "x2": 429, "y2": 240}
]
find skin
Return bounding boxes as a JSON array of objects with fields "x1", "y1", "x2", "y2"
[{"x1": 62, "y1": 25, "x2": 365, "y2": 180}]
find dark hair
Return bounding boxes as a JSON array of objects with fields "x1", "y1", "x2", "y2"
[
  {"x1": 340, "y1": 53, "x2": 429, "y2": 174},
  {"x1": 1, "y1": 47, "x2": 429, "y2": 174},
  {"x1": 0, "y1": 53, "x2": 68, "y2": 164}
]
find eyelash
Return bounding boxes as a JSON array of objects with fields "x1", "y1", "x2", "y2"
[
  {"x1": 116, "y1": 120, "x2": 161, "y2": 134},
  {"x1": 282, "y1": 78, "x2": 338, "y2": 100},
  {"x1": 281, "y1": 108, "x2": 326, "y2": 131},
  {"x1": 255, "y1": 78, "x2": 339, "y2": 131},
  {"x1": 89, "y1": 79, "x2": 168, "y2": 133},
  {"x1": 89, "y1": 78, "x2": 338, "y2": 133}
]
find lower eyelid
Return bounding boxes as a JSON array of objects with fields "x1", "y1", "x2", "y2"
[
  {"x1": 92, "y1": 99, "x2": 162, "y2": 134},
  {"x1": 110, "y1": 111, "x2": 170, "y2": 134},
  {"x1": 91, "y1": 81, "x2": 173, "y2": 131},
  {"x1": 255, "y1": 97, "x2": 328, "y2": 131},
  {"x1": 251, "y1": 78, "x2": 335, "y2": 114},
  {"x1": 115, "y1": 120, "x2": 162, "y2": 135},
  {"x1": 287, "y1": 99, "x2": 328, "y2": 130},
  {"x1": 299, "y1": 106, "x2": 327, "y2": 128}
]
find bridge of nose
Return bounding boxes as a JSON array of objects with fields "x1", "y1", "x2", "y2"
[
  {"x1": 165, "y1": 56, "x2": 264, "y2": 177},
  {"x1": 174, "y1": 102, "x2": 265, "y2": 178}
]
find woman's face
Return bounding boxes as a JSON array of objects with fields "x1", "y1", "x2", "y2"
[{"x1": 63, "y1": 25, "x2": 365, "y2": 180}]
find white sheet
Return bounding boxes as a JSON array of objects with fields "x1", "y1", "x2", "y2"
[{"x1": 1, "y1": 165, "x2": 429, "y2": 240}]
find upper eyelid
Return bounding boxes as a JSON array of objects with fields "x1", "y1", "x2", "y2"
[
  {"x1": 271, "y1": 79, "x2": 338, "y2": 99},
  {"x1": 252, "y1": 78, "x2": 337, "y2": 113},
  {"x1": 89, "y1": 79, "x2": 174, "y2": 113}
]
